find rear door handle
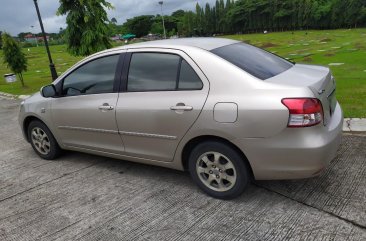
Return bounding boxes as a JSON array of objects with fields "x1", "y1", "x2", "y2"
[
  {"x1": 99, "y1": 104, "x2": 114, "y2": 111},
  {"x1": 170, "y1": 105, "x2": 193, "y2": 111}
]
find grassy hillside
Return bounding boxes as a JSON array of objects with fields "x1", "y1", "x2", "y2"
[
  {"x1": 225, "y1": 29, "x2": 366, "y2": 117},
  {"x1": 0, "y1": 29, "x2": 365, "y2": 117},
  {"x1": 0, "y1": 45, "x2": 82, "y2": 95}
]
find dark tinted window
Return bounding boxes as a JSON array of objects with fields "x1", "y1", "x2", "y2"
[
  {"x1": 128, "y1": 53, "x2": 180, "y2": 91},
  {"x1": 178, "y1": 60, "x2": 203, "y2": 90},
  {"x1": 211, "y1": 43, "x2": 293, "y2": 80},
  {"x1": 63, "y1": 55, "x2": 119, "y2": 96}
]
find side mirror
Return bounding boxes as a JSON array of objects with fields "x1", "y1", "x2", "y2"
[{"x1": 41, "y1": 84, "x2": 57, "y2": 98}]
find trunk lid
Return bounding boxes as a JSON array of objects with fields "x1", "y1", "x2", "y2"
[{"x1": 266, "y1": 64, "x2": 337, "y2": 125}]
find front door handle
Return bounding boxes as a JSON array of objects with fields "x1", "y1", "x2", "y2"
[
  {"x1": 99, "y1": 103, "x2": 114, "y2": 111},
  {"x1": 170, "y1": 104, "x2": 193, "y2": 111}
]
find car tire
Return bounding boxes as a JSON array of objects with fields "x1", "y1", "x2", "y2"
[
  {"x1": 28, "y1": 120, "x2": 61, "y2": 160},
  {"x1": 188, "y1": 141, "x2": 250, "y2": 199}
]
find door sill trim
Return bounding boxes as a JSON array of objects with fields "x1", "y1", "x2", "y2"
[
  {"x1": 58, "y1": 126, "x2": 119, "y2": 134},
  {"x1": 64, "y1": 144, "x2": 172, "y2": 164},
  {"x1": 118, "y1": 130, "x2": 177, "y2": 140}
]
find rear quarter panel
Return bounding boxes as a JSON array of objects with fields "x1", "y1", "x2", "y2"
[
  {"x1": 172, "y1": 48, "x2": 317, "y2": 168},
  {"x1": 178, "y1": 49, "x2": 315, "y2": 138}
]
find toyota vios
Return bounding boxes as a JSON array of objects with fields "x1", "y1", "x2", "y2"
[{"x1": 19, "y1": 38, "x2": 343, "y2": 199}]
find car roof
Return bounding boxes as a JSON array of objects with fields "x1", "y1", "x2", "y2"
[{"x1": 111, "y1": 37, "x2": 240, "y2": 52}]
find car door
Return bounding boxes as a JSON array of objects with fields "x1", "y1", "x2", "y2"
[
  {"x1": 51, "y1": 53, "x2": 125, "y2": 154},
  {"x1": 116, "y1": 49, "x2": 209, "y2": 162}
]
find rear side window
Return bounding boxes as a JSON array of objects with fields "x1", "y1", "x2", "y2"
[
  {"x1": 128, "y1": 53, "x2": 180, "y2": 91},
  {"x1": 127, "y1": 53, "x2": 203, "y2": 91},
  {"x1": 178, "y1": 60, "x2": 203, "y2": 90},
  {"x1": 211, "y1": 43, "x2": 293, "y2": 80}
]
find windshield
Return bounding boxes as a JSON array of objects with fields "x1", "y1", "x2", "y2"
[{"x1": 211, "y1": 43, "x2": 293, "y2": 80}]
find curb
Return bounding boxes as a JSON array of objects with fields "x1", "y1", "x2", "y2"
[
  {"x1": 1, "y1": 91, "x2": 365, "y2": 132},
  {"x1": 343, "y1": 118, "x2": 366, "y2": 132},
  {"x1": 0, "y1": 91, "x2": 30, "y2": 100}
]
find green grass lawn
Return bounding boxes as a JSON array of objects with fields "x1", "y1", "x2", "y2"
[
  {"x1": 225, "y1": 29, "x2": 366, "y2": 117},
  {"x1": 0, "y1": 45, "x2": 82, "y2": 95},
  {"x1": 0, "y1": 41, "x2": 128, "y2": 95},
  {"x1": 0, "y1": 29, "x2": 365, "y2": 117}
]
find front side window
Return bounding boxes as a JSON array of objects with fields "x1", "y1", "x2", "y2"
[
  {"x1": 127, "y1": 53, "x2": 203, "y2": 92},
  {"x1": 63, "y1": 55, "x2": 120, "y2": 96}
]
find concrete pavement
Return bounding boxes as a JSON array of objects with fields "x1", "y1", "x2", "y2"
[{"x1": 0, "y1": 97, "x2": 365, "y2": 241}]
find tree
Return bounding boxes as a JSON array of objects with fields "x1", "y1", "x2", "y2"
[
  {"x1": 204, "y1": 3, "x2": 213, "y2": 35},
  {"x1": 111, "y1": 17, "x2": 117, "y2": 24},
  {"x1": 57, "y1": 0, "x2": 113, "y2": 56},
  {"x1": 0, "y1": 31, "x2": 2, "y2": 49},
  {"x1": 161, "y1": 15, "x2": 179, "y2": 33},
  {"x1": 123, "y1": 15, "x2": 154, "y2": 37},
  {"x1": 116, "y1": 0, "x2": 366, "y2": 37},
  {"x1": 108, "y1": 17, "x2": 120, "y2": 37},
  {"x1": 172, "y1": 10, "x2": 185, "y2": 18},
  {"x1": 179, "y1": 11, "x2": 195, "y2": 36},
  {"x1": 2, "y1": 33, "x2": 27, "y2": 87},
  {"x1": 195, "y1": 3, "x2": 203, "y2": 35},
  {"x1": 345, "y1": 0, "x2": 365, "y2": 28},
  {"x1": 150, "y1": 21, "x2": 164, "y2": 35},
  {"x1": 359, "y1": 5, "x2": 366, "y2": 25}
]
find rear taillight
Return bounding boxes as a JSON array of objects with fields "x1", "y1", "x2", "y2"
[{"x1": 281, "y1": 98, "x2": 323, "y2": 127}]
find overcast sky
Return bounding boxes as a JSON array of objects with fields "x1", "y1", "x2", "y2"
[{"x1": 1, "y1": 0, "x2": 216, "y2": 36}]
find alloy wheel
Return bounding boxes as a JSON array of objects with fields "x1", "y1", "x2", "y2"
[
  {"x1": 31, "y1": 127, "x2": 51, "y2": 155},
  {"x1": 196, "y1": 151, "x2": 237, "y2": 192}
]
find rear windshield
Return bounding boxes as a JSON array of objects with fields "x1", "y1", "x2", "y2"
[{"x1": 211, "y1": 43, "x2": 293, "y2": 80}]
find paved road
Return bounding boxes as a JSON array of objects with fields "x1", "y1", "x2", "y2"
[{"x1": 0, "y1": 97, "x2": 365, "y2": 241}]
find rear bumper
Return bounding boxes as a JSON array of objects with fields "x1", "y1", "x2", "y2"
[{"x1": 234, "y1": 102, "x2": 343, "y2": 180}]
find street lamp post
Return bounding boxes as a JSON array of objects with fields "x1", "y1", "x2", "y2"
[
  {"x1": 33, "y1": 0, "x2": 58, "y2": 81},
  {"x1": 158, "y1": 1, "x2": 167, "y2": 39}
]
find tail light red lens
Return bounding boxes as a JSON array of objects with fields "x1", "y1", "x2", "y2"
[{"x1": 281, "y1": 98, "x2": 324, "y2": 127}]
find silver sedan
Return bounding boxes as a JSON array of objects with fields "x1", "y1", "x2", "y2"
[{"x1": 19, "y1": 38, "x2": 343, "y2": 199}]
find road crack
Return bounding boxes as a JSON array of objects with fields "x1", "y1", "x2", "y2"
[
  {"x1": 253, "y1": 183, "x2": 366, "y2": 231},
  {"x1": 39, "y1": 219, "x2": 82, "y2": 240},
  {"x1": 0, "y1": 162, "x2": 99, "y2": 203}
]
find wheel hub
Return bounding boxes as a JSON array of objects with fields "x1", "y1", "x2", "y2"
[{"x1": 211, "y1": 167, "x2": 221, "y2": 176}]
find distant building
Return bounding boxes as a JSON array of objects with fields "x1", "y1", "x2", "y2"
[
  {"x1": 24, "y1": 34, "x2": 36, "y2": 43},
  {"x1": 110, "y1": 35, "x2": 121, "y2": 41},
  {"x1": 24, "y1": 34, "x2": 50, "y2": 43},
  {"x1": 142, "y1": 33, "x2": 161, "y2": 41}
]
